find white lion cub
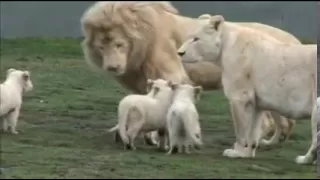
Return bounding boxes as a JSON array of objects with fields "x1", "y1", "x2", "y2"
[
  {"x1": 166, "y1": 83, "x2": 203, "y2": 155},
  {"x1": 0, "y1": 68, "x2": 33, "y2": 134},
  {"x1": 117, "y1": 79, "x2": 174, "y2": 150}
]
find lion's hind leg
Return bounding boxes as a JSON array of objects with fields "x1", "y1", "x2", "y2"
[
  {"x1": 295, "y1": 103, "x2": 317, "y2": 164},
  {"x1": 126, "y1": 121, "x2": 144, "y2": 151},
  {"x1": 126, "y1": 107, "x2": 144, "y2": 151}
]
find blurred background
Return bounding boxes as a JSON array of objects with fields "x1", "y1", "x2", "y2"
[{"x1": 0, "y1": 1, "x2": 317, "y2": 41}]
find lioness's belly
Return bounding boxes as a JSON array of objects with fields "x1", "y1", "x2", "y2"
[
  {"x1": 254, "y1": 68, "x2": 313, "y2": 119},
  {"x1": 251, "y1": 45, "x2": 316, "y2": 119}
]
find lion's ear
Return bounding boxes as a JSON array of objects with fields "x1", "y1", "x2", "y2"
[
  {"x1": 194, "y1": 86, "x2": 203, "y2": 101},
  {"x1": 198, "y1": 14, "x2": 211, "y2": 20},
  {"x1": 146, "y1": 79, "x2": 154, "y2": 93},
  {"x1": 209, "y1": 15, "x2": 225, "y2": 31}
]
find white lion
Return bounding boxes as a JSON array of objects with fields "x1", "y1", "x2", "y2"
[
  {"x1": 166, "y1": 83, "x2": 203, "y2": 155},
  {"x1": 177, "y1": 15, "x2": 316, "y2": 165},
  {"x1": 117, "y1": 79, "x2": 174, "y2": 150},
  {"x1": 80, "y1": 2, "x2": 300, "y2": 148},
  {"x1": 260, "y1": 112, "x2": 295, "y2": 145},
  {"x1": 0, "y1": 68, "x2": 33, "y2": 134},
  {"x1": 181, "y1": 14, "x2": 297, "y2": 147}
]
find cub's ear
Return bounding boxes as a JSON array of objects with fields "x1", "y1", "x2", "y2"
[
  {"x1": 209, "y1": 15, "x2": 225, "y2": 31},
  {"x1": 146, "y1": 79, "x2": 154, "y2": 93},
  {"x1": 198, "y1": 14, "x2": 211, "y2": 20},
  {"x1": 7, "y1": 68, "x2": 16, "y2": 75},
  {"x1": 6, "y1": 68, "x2": 16, "y2": 77},
  {"x1": 168, "y1": 81, "x2": 179, "y2": 91},
  {"x1": 194, "y1": 86, "x2": 203, "y2": 100}
]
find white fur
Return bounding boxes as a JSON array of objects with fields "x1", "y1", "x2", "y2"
[
  {"x1": 179, "y1": 15, "x2": 297, "y2": 147},
  {"x1": 178, "y1": 15, "x2": 316, "y2": 164},
  {"x1": 166, "y1": 83, "x2": 203, "y2": 155},
  {"x1": 108, "y1": 124, "x2": 160, "y2": 147},
  {"x1": 317, "y1": 97, "x2": 320, "y2": 108},
  {"x1": 0, "y1": 68, "x2": 33, "y2": 134},
  {"x1": 117, "y1": 79, "x2": 174, "y2": 150}
]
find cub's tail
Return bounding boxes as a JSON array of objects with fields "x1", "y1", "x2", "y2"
[{"x1": 108, "y1": 124, "x2": 119, "y2": 133}]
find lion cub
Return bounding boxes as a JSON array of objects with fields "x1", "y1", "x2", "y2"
[
  {"x1": 117, "y1": 79, "x2": 174, "y2": 151},
  {"x1": 260, "y1": 112, "x2": 295, "y2": 145},
  {"x1": 0, "y1": 68, "x2": 33, "y2": 134},
  {"x1": 166, "y1": 83, "x2": 203, "y2": 155}
]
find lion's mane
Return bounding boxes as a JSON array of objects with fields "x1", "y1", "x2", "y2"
[{"x1": 81, "y1": 1, "x2": 190, "y2": 93}]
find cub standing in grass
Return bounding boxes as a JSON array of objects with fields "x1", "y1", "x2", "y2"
[
  {"x1": 166, "y1": 83, "x2": 203, "y2": 155},
  {"x1": 117, "y1": 79, "x2": 174, "y2": 151},
  {"x1": 0, "y1": 68, "x2": 33, "y2": 134}
]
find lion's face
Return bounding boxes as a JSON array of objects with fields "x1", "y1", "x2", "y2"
[
  {"x1": 177, "y1": 15, "x2": 225, "y2": 65},
  {"x1": 94, "y1": 29, "x2": 130, "y2": 76}
]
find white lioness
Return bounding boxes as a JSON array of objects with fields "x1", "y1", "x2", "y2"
[
  {"x1": 0, "y1": 68, "x2": 33, "y2": 134},
  {"x1": 182, "y1": 15, "x2": 297, "y2": 147},
  {"x1": 166, "y1": 82, "x2": 203, "y2": 155},
  {"x1": 117, "y1": 79, "x2": 174, "y2": 150},
  {"x1": 178, "y1": 15, "x2": 316, "y2": 165}
]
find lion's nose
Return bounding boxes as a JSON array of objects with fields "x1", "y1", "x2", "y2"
[
  {"x1": 107, "y1": 66, "x2": 119, "y2": 72},
  {"x1": 178, "y1": 51, "x2": 185, "y2": 57}
]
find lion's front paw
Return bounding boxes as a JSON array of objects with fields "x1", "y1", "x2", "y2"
[
  {"x1": 223, "y1": 148, "x2": 242, "y2": 158},
  {"x1": 260, "y1": 139, "x2": 272, "y2": 146},
  {"x1": 159, "y1": 146, "x2": 168, "y2": 152},
  {"x1": 295, "y1": 155, "x2": 314, "y2": 165},
  {"x1": 10, "y1": 130, "x2": 19, "y2": 135}
]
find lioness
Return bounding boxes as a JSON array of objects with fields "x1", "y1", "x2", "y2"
[{"x1": 177, "y1": 15, "x2": 316, "y2": 165}]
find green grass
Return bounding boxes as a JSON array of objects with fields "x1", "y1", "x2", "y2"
[{"x1": 0, "y1": 38, "x2": 316, "y2": 179}]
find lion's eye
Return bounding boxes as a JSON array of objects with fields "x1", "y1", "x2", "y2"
[
  {"x1": 193, "y1": 37, "x2": 199, "y2": 42},
  {"x1": 116, "y1": 43, "x2": 123, "y2": 48},
  {"x1": 22, "y1": 74, "x2": 29, "y2": 81}
]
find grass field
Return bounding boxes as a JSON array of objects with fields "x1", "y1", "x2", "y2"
[{"x1": 0, "y1": 38, "x2": 316, "y2": 179}]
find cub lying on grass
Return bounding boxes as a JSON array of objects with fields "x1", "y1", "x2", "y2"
[
  {"x1": 166, "y1": 82, "x2": 203, "y2": 155},
  {"x1": 0, "y1": 68, "x2": 33, "y2": 134},
  {"x1": 117, "y1": 79, "x2": 174, "y2": 151}
]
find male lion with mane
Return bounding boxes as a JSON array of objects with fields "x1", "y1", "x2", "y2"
[
  {"x1": 178, "y1": 14, "x2": 316, "y2": 165},
  {"x1": 80, "y1": 1, "x2": 301, "y2": 146}
]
